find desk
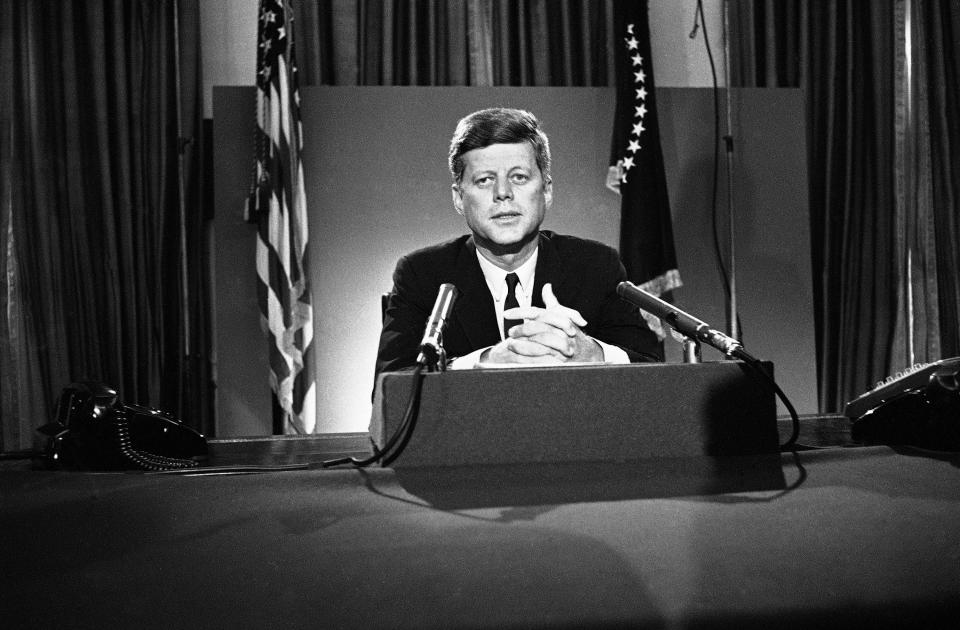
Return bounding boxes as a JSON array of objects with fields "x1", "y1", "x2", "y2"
[{"x1": 2, "y1": 438, "x2": 960, "y2": 628}]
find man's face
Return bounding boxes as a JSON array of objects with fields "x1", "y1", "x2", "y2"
[{"x1": 452, "y1": 141, "x2": 553, "y2": 256}]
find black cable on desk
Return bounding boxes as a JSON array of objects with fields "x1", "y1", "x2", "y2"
[
  {"x1": 733, "y1": 349, "x2": 801, "y2": 450},
  {"x1": 322, "y1": 363, "x2": 425, "y2": 468}
]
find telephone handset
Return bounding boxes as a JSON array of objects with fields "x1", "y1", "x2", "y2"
[
  {"x1": 40, "y1": 382, "x2": 208, "y2": 471},
  {"x1": 845, "y1": 357, "x2": 960, "y2": 450}
]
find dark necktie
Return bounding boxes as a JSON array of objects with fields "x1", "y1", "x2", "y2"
[{"x1": 503, "y1": 272, "x2": 522, "y2": 338}]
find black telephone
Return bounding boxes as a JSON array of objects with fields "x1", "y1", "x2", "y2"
[
  {"x1": 845, "y1": 357, "x2": 960, "y2": 450},
  {"x1": 39, "y1": 382, "x2": 208, "y2": 471}
]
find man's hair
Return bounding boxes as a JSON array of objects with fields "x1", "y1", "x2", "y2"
[{"x1": 448, "y1": 108, "x2": 552, "y2": 184}]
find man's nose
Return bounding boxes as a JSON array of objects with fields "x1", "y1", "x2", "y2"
[{"x1": 494, "y1": 178, "x2": 513, "y2": 201}]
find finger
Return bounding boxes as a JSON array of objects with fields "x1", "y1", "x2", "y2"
[
  {"x1": 509, "y1": 323, "x2": 575, "y2": 357},
  {"x1": 542, "y1": 283, "x2": 588, "y2": 327},
  {"x1": 485, "y1": 341, "x2": 563, "y2": 365},
  {"x1": 508, "y1": 319, "x2": 553, "y2": 337},
  {"x1": 503, "y1": 305, "x2": 545, "y2": 320},
  {"x1": 527, "y1": 333, "x2": 575, "y2": 357},
  {"x1": 542, "y1": 282, "x2": 560, "y2": 308},
  {"x1": 504, "y1": 306, "x2": 579, "y2": 337},
  {"x1": 504, "y1": 337, "x2": 566, "y2": 358}
]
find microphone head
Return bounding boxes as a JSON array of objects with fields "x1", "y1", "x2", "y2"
[
  {"x1": 617, "y1": 280, "x2": 699, "y2": 339},
  {"x1": 418, "y1": 283, "x2": 460, "y2": 366},
  {"x1": 616, "y1": 281, "x2": 663, "y2": 312},
  {"x1": 432, "y1": 283, "x2": 459, "y2": 314}
]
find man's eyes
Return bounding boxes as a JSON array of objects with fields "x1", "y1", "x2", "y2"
[{"x1": 473, "y1": 173, "x2": 531, "y2": 186}]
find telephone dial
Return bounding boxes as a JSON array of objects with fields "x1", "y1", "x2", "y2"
[{"x1": 39, "y1": 382, "x2": 208, "y2": 471}]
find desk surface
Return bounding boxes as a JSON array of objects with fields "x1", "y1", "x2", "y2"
[{"x1": 3, "y1": 441, "x2": 960, "y2": 629}]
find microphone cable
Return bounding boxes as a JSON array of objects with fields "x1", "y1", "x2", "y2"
[
  {"x1": 324, "y1": 283, "x2": 457, "y2": 468},
  {"x1": 618, "y1": 281, "x2": 800, "y2": 451},
  {"x1": 691, "y1": 0, "x2": 745, "y2": 342},
  {"x1": 734, "y1": 350, "x2": 801, "y2": 450},
  {"x1": 322, "y1": 363, "x2": 426, "y2": 468}
]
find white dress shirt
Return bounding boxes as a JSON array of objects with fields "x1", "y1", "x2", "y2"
[{"x1": 450, "y1": 247, "x2": 629, "y2": 369}]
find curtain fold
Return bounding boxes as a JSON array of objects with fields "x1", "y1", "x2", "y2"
[
  {"x1": 0, "y1": 0, "x2": 209, "y2": 450},
  {"x1": 732, "y1": 0, "x2": 960, "y2": 412},
  {"x1": 294, "y1": 0, "x2": 615, "y2": 86},
  {"x1": 921, "y1": 0, "x2": 960, "y2": 359},
  {"x1": 811, "y1": 4, "x2": 898, "y2": 411}
]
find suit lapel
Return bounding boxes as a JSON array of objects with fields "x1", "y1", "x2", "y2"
[
  {"x1": 451, "y1": 237, "x2": 502, "y2": 350},
  {"x1": 533, "y1": 232, "x2": 565, "y2": 308},
  {"x1": 450, "y1": 232, "x2": 566, "y2": 350}
]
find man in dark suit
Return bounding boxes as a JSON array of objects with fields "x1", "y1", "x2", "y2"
[{"x1": 376, "y1": 108, "x2": 661, "y2": 378}]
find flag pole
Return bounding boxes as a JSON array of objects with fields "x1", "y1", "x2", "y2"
[
  {"x1": 172, "y1": 0, "x2": 192, "y2": 418},
  {"x1": 722, "y1": 0, "x2": 739, "y2": 342}
]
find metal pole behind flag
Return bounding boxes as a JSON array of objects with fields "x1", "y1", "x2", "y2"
[
  {"x1": 723, "y1": 0, "x2": 739, "y2": 342},
  {"x1": 172, "y1": 0, "x2": 192, "y2": 419}
]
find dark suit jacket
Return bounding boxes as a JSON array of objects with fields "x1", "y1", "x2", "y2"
[{"x1": 375, "y1": 231, "x2": 662, "y2": 379}]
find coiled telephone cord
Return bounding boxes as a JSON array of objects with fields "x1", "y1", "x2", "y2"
[{"x1": 114, "y1": 410, "x2": 200, "y2": 471}]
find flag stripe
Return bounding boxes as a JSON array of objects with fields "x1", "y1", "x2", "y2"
[{"x1": 249, "y1": 0, "x2": 315, "y2": 434}]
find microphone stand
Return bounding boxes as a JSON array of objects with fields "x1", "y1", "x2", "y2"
[
  {"x1": 426, "y1": 347, "x2": 448, "y2": 372},
  {"x1": 324, "y1": 285, "x2": 457, "y2": 468},
  {"x1": 723, "y1": 0, "x2": 739, "y2": 342}
]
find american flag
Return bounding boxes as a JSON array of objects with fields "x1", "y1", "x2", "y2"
[
  {"x1": 247, "y1": 0, "x2": 315, "y2": 434},
  {"x1": 608, "y1": 0, "x2": 681, "y2": 340}
]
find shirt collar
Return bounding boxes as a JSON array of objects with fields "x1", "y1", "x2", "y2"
[{"x1": 476, "y1": 247, "x2": 539, "y2": 302}]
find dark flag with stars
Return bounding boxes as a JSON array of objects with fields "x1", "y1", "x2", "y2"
[
  {"x1": 608, "y1": 0, "x2": 681, "y2": 339},
  {"x1": 246, "y1": 0, "x2": 315, "y2": 434}
]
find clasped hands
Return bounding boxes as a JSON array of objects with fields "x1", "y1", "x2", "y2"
[{"x1": 482, "y1": 283, "x2": 603, "y2": 365}]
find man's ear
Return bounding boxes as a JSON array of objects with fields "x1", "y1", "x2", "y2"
[
  {"x1": 543, "y1": 178, "x2": 554, "y2": 209},
  {"x1": 451, "y1": 183, "x2": 464, "y2": 215}
]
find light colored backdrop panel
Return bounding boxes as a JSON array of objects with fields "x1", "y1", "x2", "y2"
[
  {"x1": 213, "y1": 86, "x2": 816, "y2": 436},
  {"x1": 304, "y1": 87, "x2": 625, "y2": 433},
  {"x1": 658, "y1": 88, "x2": 817, "y2": 415}
]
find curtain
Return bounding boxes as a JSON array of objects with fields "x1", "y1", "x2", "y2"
[
  {"x1": 294, "y1": 0, "x2": 616, "y2": 86},
  {"x1": 728, "y1": 1, "x2": 960, "y2": 412},
  {"x1": 809, "y1": 4, "x2": 899, "y2": 412},
  {"x1": 0, "y1": 0, "x2": 210, "y2": 451},
  {"x1": 919, "y1": 1, "x2": 960, "y2": 359}
]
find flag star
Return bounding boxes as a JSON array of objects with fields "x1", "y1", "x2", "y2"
[
  {"x1": 635, "y1": 104, "x2": 648, "y2": 118},
  {"x1": 264, "y1": 10, "x2": 276, "y2": 24},
  {"x1": 637, "y1": 86, "x2": 648, "y2": 100},
  {"x1": 625, "y1": 36, "x2": 639, "y2": 50},
  {"x1": 632, "y1": 54, "x2": 643, "y2": 66},
  {"x1": 277, "y1": 26, "x2": 286, "y2": 40},
  {"x1": 634, "y1": 70, "x2": 643, "y2": 82},
  {"x1": 622, "y1": 156, "x2": 635, "y2": 170},
  {"x1": 627, "y1": 24, "x2": 635, "y2": 35},
  {"x1": 632, "y1": 121, "x2": 646, "y2": 135},
  {"x1": 620, "y1": 171, "x2": 629, "y2": 184},
  {"x1": 627, "y1": 139, "x2": 641, "y2": 153}
]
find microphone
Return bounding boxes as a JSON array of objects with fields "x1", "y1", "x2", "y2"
[
  {"x1": 417, "y1": 283, "x2": 460, "y2": 367},
  {"x1": 616, "y1": 281, "x2": 751, "y2": 360}
]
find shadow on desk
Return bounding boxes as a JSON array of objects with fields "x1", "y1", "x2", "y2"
[
  {"x1": 391, "y1": 454, "x2": 788, "y2": 510},
  {"x1": 204, "y1": 433, "x2": 791, "y2": 509}
]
